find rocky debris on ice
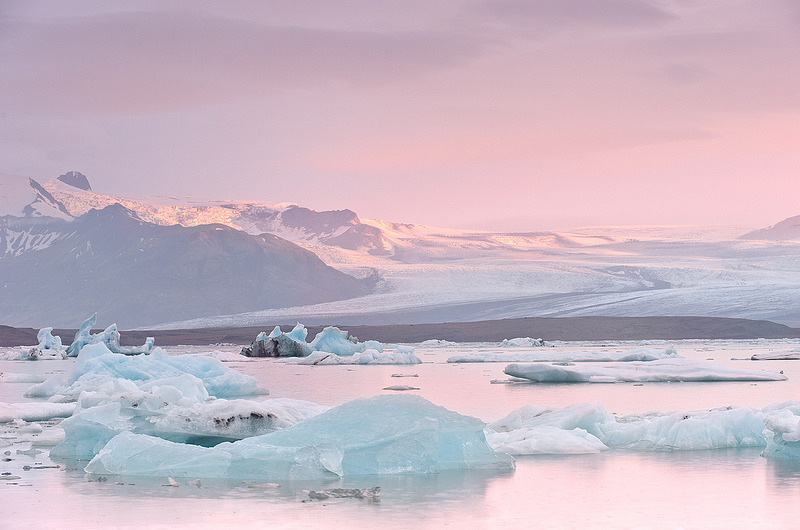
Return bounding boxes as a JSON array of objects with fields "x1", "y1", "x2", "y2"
[
  {"x1": 66, "y1": 314, "x2": 154, "y2": 357},
  {"x1": 448, "y1": 346, "x2": 679, "y2": 363},
  {"x1": 241, "y1": 323, "x2": 311, "y2": 357},
  {"x1": 25, "y1": 328, "x2": 67, "y2": 360},
  {"x1": 500, "y1": 337, "x2": 552, "y2": 347},
  {"x1": 503, "y1": 358, "x2": 787, "y2": 383},
  {"x1": 84, "y1": 395, "x2": 515, "y2": 479},
  {"x1": 306, "y1": 486, "x2": 380, "y2": 502}
]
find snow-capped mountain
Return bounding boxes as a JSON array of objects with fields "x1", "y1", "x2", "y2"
[
  {"x1": 0, "y1": 173, "x2": 73, "y2": 220},
  {"x1": 0, "y1": 200, "x2": 373, "y2": 328}
]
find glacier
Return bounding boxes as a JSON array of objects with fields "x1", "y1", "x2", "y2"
[
  {"x1": 503, "y1": 358, "x2": 787, "y2": 383},
  {"x1": 84, "y1": 395, "x2": 515, "y2": 479},
  {"x1": 447, "y1": 346, "x2": 678, "y2": 363}
]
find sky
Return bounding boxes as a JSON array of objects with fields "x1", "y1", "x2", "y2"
[{"x1": 1, "y1": 0, "x2": 799, "y2": 231}]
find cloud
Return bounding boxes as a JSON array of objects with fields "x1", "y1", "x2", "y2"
[{"x1": 0, "y1": 10, "x2": 485, "y2": 115}]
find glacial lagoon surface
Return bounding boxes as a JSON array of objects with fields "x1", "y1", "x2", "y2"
[{"x1": 2, "y1": 338, "x2": 800, "y2": 529}]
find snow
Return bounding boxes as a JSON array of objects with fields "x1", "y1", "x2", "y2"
[
  {"x1": 448, "y1": 346, "x2": 679, "y2": 363},
  {"x1": 503, "y1": 358, "x2": 787, "y2": 383},
  {"x1": 84, "y1": 395, "x2": 515, "y2": 479}
]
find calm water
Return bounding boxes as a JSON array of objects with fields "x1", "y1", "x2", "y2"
[{"x1": 2, "y1": 339, "x2": 800, "y2": 529}]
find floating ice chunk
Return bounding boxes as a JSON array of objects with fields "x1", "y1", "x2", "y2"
[
  {"x1": 85, "y1": 395, "x2": 515, "y2": 479},
  {"x1": 0, "y1": 372, "x2": 45, "y2": 383},
  {"x1": 242, "y1": 324, "x2": 311, "y2": 357},
  {"x1": 294, "y1": 348, "x2": 421, "y2": 365},
  {"x1": 66, "y1": 314, "x2": 154, "y2": 357},
  {"x1": 504, "y1": 358, "x2": 787, "y2": 383},
  {"x1": 67, "y1": 344, "x2": 261, "y2": 398},
  {"x1": 418, "y1": 339, "x2": 457, "y2": 347},
  {"x1": 486, "y1": 403, "x2": 768, "y2": 455},
  {"x1": 762, "y1": 402, "x2": 800, "y2": 459},
  {"x1": 751, "y1": 351, "x2": 800, "y2": 361},
  {"x1": 308, "y1": 326, "x2": 363, "y2": 356},
  {"x1": 500, "y1": 337, "x2": 551, "y2": 347},
  {"x1": 0, "y1": 402, "x2": 76, "y2": 423},
  {"x1": 382, "y1": 385, "x2": 420, "y2": 391},
  {"x1": 23, "y1": 376, "x2": 65, "y2": 398},
  {"x1": 448, "y1": 347, "x2": 679, "y2": 363},
  {"x1": 24, "y1": 327, "x2": 67, "y2": 360}
]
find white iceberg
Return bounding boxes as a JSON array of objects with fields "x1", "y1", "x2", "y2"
[
  {"x1": 418, "y1": 339, "x2": 457, "y2": 348},
  {"x1": 500, "y1": 337, "x2": 552, "y2": 347},
  {"x1": 762, "y1": 402, "x2": 800, "y2": 459},
  {"x1": 62, "y1": 343, "x2": 262, "y2": 399},
  {"x1": 751, "y1": 351, "x2": 800, "y2": 361},
  {"x1": 24, "y1": 327, "x2": 67, "y2": 360},
  {"x1": 294, "y1": 348, "x2": 421, "y2": 365},
  {"x1": 504, "y1": 358, "x2": 787, "y2": 383},
  {"x1": 84, "y1": 395, "x2": 515, "y2": 479},
  {"x1": 448, "y1": 346, "x2": 678, "y2": 363},
  {"x1": 0, "y1": 402, "x2": 76, "y2": 423},
  {"x1": 66, "y1": 314, "x2": 154, "y2": 357},
  {"x1": 485, "y1": 402, "x2": 767, "y2": 455}
]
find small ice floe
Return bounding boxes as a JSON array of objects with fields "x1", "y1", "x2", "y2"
[
  {"x1": 448, "y1": 347, "x2": 679, "y2": 364},
  {"x1": 503, "y1": 358, "x2": 787, "y2": 383},
  {"x1": 390, "y1": 373, "x2": 419, "y2": 378},
  {"x1": 417, "y1": 339, "x2": 457, "y2": 348},
  {"x1": 500, "y1": 337, "x2": 552, "y2": 347},
  {"x1": 0, "y1": 373, "x2": 46, "y2": 384},
  {"x1": 306, "y1": 486, "x2": 380, "y2": 502},
  {"x1": 294, "y1": 348, "x2": 421, "y2": 366},
  {"x1": 0, "y1": 402, "x2": 76, "y2": 423},
  {"x1": 382, "y1": 385, "x2": 419, "y2": 391},
  {"x1": 751, "y1": 351, "x2": 800, "y2": 361}
]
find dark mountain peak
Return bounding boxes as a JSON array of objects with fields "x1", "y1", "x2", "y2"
[
  {"x1": 58, "y1": 171, "x2": 92, "y2": 191},
  {"x1": 280, "y1": 206, "x2": 360, "y2": 233},
  {"x1": 79, "y1": 203, "x2": 143, "y2": 224}
]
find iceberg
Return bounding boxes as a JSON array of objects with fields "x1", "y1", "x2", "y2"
[
  {"x1": 0, "y1": 402, "x2": 76, "y2": 423},
  {"x1": 294, "y1": 348, "x2": 421, "y2": 365},
  {"x1": 448, "y1": 346, "x2": 678, "y2": 363},
  {"x1": 762, "y1": 402, "x2": 800, "y2": 459},
  {"x1": 84, "y1": 395, "x2": 515, "y2": 479},
  {"x1": 751, "y1": 350, "x2": 800, "y2": 361},
  {"x1": 66, "y1": 314, "x2": 155, "y2": 357},
  {"x1": 500, "y1": 337, "x2": 552, "y2": 347},
  {"x1": 25, "y1": 327, "x2": 67, "y2": 360},
  {"x1": 485, "y1": 403, "x2": 767, "y2": 455},
  {"x1": 241, "y1": 324, "x2": 311, "y2": 357},
  {"x1": 504, "y1": 358, "x2": 787, "y2": 383},
  {"x1": 62, "y1": 343, "x2": 262, "y2": 399}
]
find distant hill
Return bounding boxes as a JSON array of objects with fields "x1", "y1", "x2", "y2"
[
  {"x1": 0, "y1": 202, "x2": 373, "y2": 328},
  {"x1": 740, "y1": 214, "x2": 800, "y2": 241}
]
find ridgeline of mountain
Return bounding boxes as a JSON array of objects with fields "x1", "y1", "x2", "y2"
[
  {"x1": 57, "y1": 171, "x2": 92, "y2": 191},
  {"x1": 740, "y1": 214, "x2": 800, "y2": 241},
  {"x1": 0, "y1": 202, "x2": 374, "y2": 328},
  {"x1": 0, "y1": 174, "x2": 72, "y2": 220}
]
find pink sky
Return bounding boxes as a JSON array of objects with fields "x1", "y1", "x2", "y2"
[{"x1": 1, "y1": 0, "x2": 798, "y2": 231}]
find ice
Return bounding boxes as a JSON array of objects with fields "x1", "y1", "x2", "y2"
[
  {"x1": 762, "y1": 402, "x2": 800, "y2": 459},
  {"x1": 418, "y1": 339, "x2": 457, "y2": 347},
  {"x1": 84, "y1": 395, "x2": 515, "y2": 479},
  {"x1": 486, "y1": 403, "x2": 768, "y2": 455},
  {"x1": 0, "y1": 402, "x2": 76, "y2": 423},
  {"x1": 65, "y1": 343, "x2": 262, "y2": 398},
  {"x1": 308, "y1": 326, "x2": 365, "y2": 355},
  {"x1": 751, "y1": 350, "x2": 800, "y2": 361},
  {"x1": 25, "y1": 327, "x2": 67, "y2": 360},
  {"x1": 504, "y1": 358, "x2": 787, "y2": 383},
  {"x1": 23, "y1": 376, "x2": 65, "y2": 398},
  {"x1": 448, "y1": 346, "x2": 679, "y2": 363},
  {"x1": 294, "y1": 348, "x2": 422, "y2": 365},
  {"x1": 500, "y1": 337, "x2": 551, "y2": 347},
  {"x1": 241, "y1": 324, "x2": 311, "y2": 357},
  {"x1": 0, "y1": 372, "x2": 45, "y2": 383},
  {"x1": 66, "y1": 314, "x2": 155, "y2": 357}
]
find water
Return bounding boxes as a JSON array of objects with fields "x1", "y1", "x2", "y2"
[{"x1": 2, "y1": 339, "x2": 800, "y2": 528}]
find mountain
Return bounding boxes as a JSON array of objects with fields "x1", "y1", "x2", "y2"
[
  {"x1": 57, "y1": 171, "x2": 92, "y2": 191},
  {"x1": 0, "y1": 202, "x2": 373, "y2": 328},
  {"x1": 740, "y1": 214, "x2": 800, "y2": 241},
  {"x1": 0, "y1": 174, "x2": 72, "y2": 220}
]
